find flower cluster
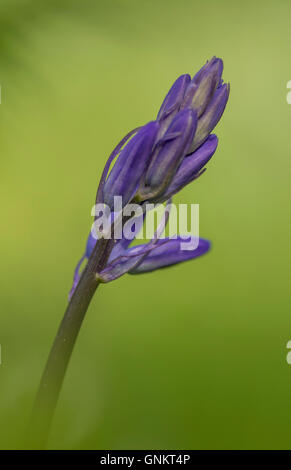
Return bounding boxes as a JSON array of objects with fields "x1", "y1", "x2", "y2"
[{"x1": 70, "y1": 57, "x2": 229, "y2": 298}]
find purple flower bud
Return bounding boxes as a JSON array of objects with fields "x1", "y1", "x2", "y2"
[
  {"x1": 129, "y1": 237, "x2": 210, "y2": 274},
  {"x1": 192, "y1": 56, "x2": 223, "y2": 84},
  {"x1": 98, "y1": 203, "x2": 171, "y2": 282},
  {"x1": 189, "y1": 83, "x2": 229, "y2": 152},
  {"x1": 162, "y1": 135, "x2": 218, "y2": 199},
  {"x1": 98, "y1": 235, "x2": 210, "y2": 282},
  {"x1": 157, "y1": 74, "x2": 191, "y2": 121},
  {"x1": 182, "y1": 57, "x2": 223, "y2": 118},
  {"x1": 143, "y1": 109, "x2": 197, "y2": 197},
  {"x1": 103, "y1": 121, "x2": 159, "y2": 209}
]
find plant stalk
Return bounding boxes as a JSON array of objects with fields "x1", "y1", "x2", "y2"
[{"x1": 30, "y1": 237, "x2": 114, "y2": 448}]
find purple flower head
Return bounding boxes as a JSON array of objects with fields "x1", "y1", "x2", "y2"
[
  {"x1": 69, "y1": 57, "x2": 229, "y2": 299},
  {"x1": 133, "y1": 57, "x2": 229, "y2": 203},
  {"x1": 98, "y1": 57, "x2": 228, "y2": 208}
]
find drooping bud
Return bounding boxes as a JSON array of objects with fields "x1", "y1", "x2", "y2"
[
  {"x1": 129, "y1": 237, "x2": 211, "y2": 274},
  {"x1": 103, "y1": 121, "x2": 159, "y2": 209},
  {"x1": 140, "y1": 109, "x2": 197, "y2": 200},
  {"x1": 98, "y1": 202, "x2": 172, "y2": 282}
]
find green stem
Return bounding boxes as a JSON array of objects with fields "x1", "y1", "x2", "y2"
[{"x1": 30, "y1": 237, "x2": 114, "y2": 449}]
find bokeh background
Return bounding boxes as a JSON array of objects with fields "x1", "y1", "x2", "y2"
[{"x1": 1, "y1": 0, "x2": 291, "y2": 450}]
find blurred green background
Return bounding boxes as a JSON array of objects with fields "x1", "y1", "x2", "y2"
[{"x1": 1, "y1": 0, "x2": 291, "y2": 450}]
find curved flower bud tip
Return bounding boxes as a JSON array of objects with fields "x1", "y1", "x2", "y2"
[
  {"x1": 192, "y1": 57, "x2": 222, "y2": 89},
  {"x1": 183, "y1": 58, "x2": 223, "y2": 118}
]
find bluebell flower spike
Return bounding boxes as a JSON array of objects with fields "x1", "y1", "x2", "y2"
[{"x1": 70, "y1": 56, "x2": 229, "y2": 297}]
